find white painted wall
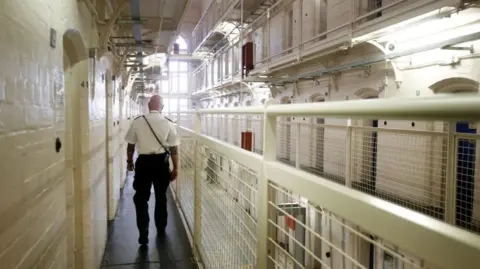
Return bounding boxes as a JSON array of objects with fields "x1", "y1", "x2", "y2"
[{"x1": 0, "y1": 1, "x2": 141, "y2": 269}]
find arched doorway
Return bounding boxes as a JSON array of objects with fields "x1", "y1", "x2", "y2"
[
  {"x1": 63, "y1": 29, "x2": 88, "y2": 269},
  {"x1": 429, "y1": 77, "x2": 479, "y2": 229}
]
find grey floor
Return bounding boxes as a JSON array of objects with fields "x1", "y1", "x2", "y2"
[{"x1": 100, "y1": 173, "x2": 197, "y2": 269}]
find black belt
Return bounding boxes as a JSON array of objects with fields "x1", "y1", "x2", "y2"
[{"x1": 138, "y1": 152, "x2": 170, "y2": 164}]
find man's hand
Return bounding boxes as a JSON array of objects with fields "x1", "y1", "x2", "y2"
[
  {"x1": 127, "y1": 161, "x2": 134, "y2": 171},
  {"x1": 170, "y1": 168, "x2": 178, "y2": 181},
  {"x1": 126, "y1": 144, "x2": 135, "y2": 171}
]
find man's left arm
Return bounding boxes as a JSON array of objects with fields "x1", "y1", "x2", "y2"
[
  {"x1": 167, "y1": 122, "x2": 181, "y2": 180},
  {"x1": 169, "y1": 145, "x2": 178, "y2": 171}
]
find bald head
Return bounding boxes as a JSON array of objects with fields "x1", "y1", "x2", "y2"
[{"x1": 148, "y1": 95, "x2": 163, "y2": 111}]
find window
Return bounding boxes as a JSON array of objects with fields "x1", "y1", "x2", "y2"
[
  {"x1": 178, "y1": 62, "x2": 188, "y2": 72},
  {"x1": 169, "y1": 60, "x2": 188, "y2": 72},
  {"x1": 161, "y1": 80, "x2": 169, "y2": 93},
  {"x1": 179, "y1": 99, "x2": 188, "y2": 111},
  {"x1": 169, "y1": 98, "x2": 179, "y2": 112},
  {"x1": 178, "y1": 73, "x2": 188, "y2": 93},
  {"x1": 162, "y1": 98, "x2": 170, "y2": 112}
]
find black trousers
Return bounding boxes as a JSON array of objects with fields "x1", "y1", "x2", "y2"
[{"x1": 133, "y1": 154, "x2": 171, "y2": 236}]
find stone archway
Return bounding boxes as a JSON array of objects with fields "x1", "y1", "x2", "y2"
[
  {"x1": 62, "y1": 29, "x2": 89, "y2": 269},
  {"x1": 429, "y1": 77, "x2": 479, "y2": 94},
  {"x1": 63, "y1": 29, "x2": 88, "y2": 70},
  {"x1": 280, "y1": 96, "x2": 292, "y2": 104},
  {"x1": 354, "y1": 87, "x2": 379, "y2": 100}
]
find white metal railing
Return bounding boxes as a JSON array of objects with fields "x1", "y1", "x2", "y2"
[
  {"x1": 171, "y1": 95, "x2": 480, "y2": 269},
  {"x1": 189, "y1": 0, "x2": 454, "y2": 94}
]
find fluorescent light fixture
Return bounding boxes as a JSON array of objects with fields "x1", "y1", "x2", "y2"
[
  {"x1": 377, "y1": 9, "x2": 480, "y2": 44},
  {"x1": 352, "y1": 8, "x2": 456, "y2": 44}
]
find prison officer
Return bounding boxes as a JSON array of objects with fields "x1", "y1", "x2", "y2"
[{"x1": 124, "y1": 94, "x2": 180, "y2": 245}]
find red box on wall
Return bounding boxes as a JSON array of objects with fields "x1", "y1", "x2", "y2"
[
  {"x1": 241, "y1": 42, "x2": 254, "y2": 77},
  {"x1": 241, "y1": 131, "x2": 253, "y2": 151},
  {"x1": 286, "y1": 215, "x2": 296, "y2": 230}
]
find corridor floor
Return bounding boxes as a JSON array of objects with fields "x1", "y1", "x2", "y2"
[{"x1": 100, "y1": 173, "x2": 197, "y2": 269}]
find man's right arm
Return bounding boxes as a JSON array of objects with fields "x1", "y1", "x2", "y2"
[
  {"x1": 127, "y1": 144, "x2": 135, "y2": 166},
  {"x1": 124, "y1": 120, "x2": 137, "y2": 170}
]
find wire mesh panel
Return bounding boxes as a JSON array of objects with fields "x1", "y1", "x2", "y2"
[
  {"x1": 227, "y1": 114, "x2": 237, "y2": 145},
  {"x1": 221, "y1": 114, "x2": 229, "y2": 143},
  {"x1": 267, "y1": 182, "x2": 439, "y2": 269},
  {"x1": 178, "y1": 138, "x2": 197, "y2": 234},
  {"x1": 277, "y1": 119, "x2": 296, "y2": 166},
  {"x1": 454, "y1": 133, "x2": 479, "y2": 234},
  {"x1": 350, "y1": 125, "x2": 447, "y2": 221},
  {"x1": 250, "y1": 115, "x2": 264, "y2": 155},
  {"x1": 178, "y1": 112, "x2": 195, "y2": 130},
  {"x1": 297, "y1": 120, "x2": 348, "y2": 185},
  {"x1": 199, "y1": 113, "x2": 264, "y2": 155},
  {"x1": 198, "y1": 145, "x2": 258, "y2": 269}
]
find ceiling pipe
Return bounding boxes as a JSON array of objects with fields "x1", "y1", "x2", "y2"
[{"x1": 101, "y1": 1, "x2": 131, "y2": 50}]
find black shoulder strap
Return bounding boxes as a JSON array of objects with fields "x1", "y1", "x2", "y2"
[{"x1": 142, "y1": 116, "x2": 170, "y2": 154}]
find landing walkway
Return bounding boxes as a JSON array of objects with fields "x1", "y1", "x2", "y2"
[{"x1": 100, "y1": 174, "x2": 197, "y2": 269}]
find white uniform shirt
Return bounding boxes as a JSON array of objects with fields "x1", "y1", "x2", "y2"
[{"x1": 124, "y1": 110, "x2": 180, "y2": 155}]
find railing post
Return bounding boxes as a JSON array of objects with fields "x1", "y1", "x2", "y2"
[
  {"x1": 266, "y1": 9, "x2": 271, "y2": 67},
  {"x1": 297, "y1": 0, "x2": 303, "y2": 61},
  {"x1": 175, "y1": 128, "x2": 181, "y2": 202},
  {"x1": 344, "y1": 118, "x2": 353, "y2": 268},
  {"x1": 257, "y1": 99, "x2": 277, "y2": 269},
  {"x1": 193, "y1": 110, "x2": 203, "y2": 258},
  {"x1": 349, "y1": 0, "x2": 355, "y2": 40},
  {"x1": 445, "y1": 121, "x2": 457, "y2": 224}
]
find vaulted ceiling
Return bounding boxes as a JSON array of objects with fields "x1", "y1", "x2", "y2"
[
  {"x1": 91, "y1": 0, "x2": 203, "y2": 96},
  {"x1": 109, "y1": 0, "x2": 189, "y2": 71}
]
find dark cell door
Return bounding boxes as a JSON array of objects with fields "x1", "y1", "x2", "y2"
[
  {"x1": 316, "y1": 118, "x2": 325, "y2": 173},
  {"x1": 456, "y1": 122, "x2": 476, "y2": 226},
  {"x1": 370, "y1": 120, "x2": 379, "y2": 193}
]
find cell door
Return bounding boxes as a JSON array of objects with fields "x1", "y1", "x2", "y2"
[
  {"x1": 456, "y1": 122, "x2": 477, "y2": 226},
  {"x1": 370, "y1": 119, "x2": 379, "y2": 192},
  {"x1": 315, "y1": 118, "x2": 325, "y2": 173}
]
